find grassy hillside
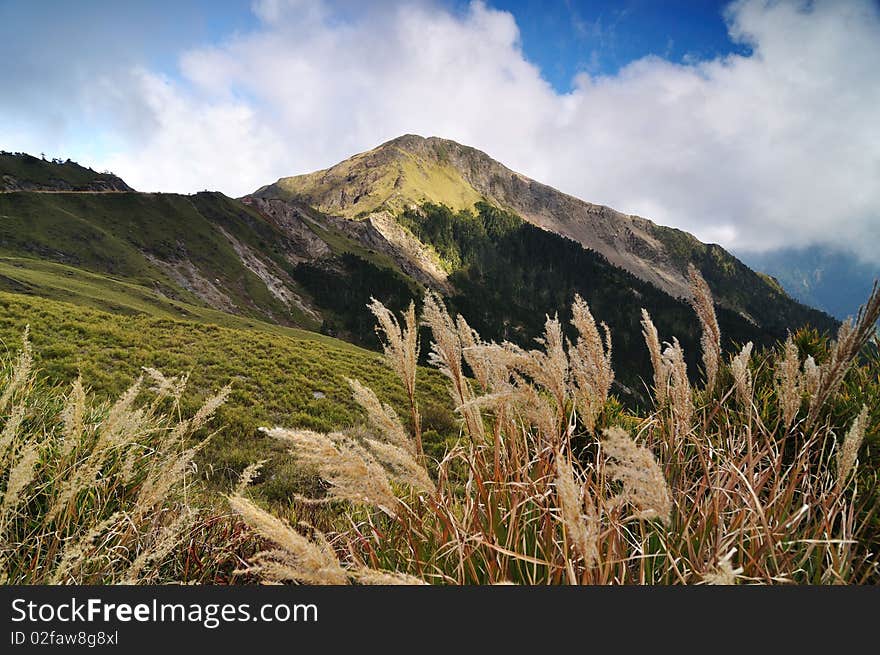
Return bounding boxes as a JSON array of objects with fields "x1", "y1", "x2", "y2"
[
  {"x1": 0, "y1": 190, "x2": 319, "y2": 327},
  {"x1": 0, "y1": 190, "x2": 443, "y2": 349},
  {"x1": 0, "y1": 151, "x2": 131, "y2": 191},
  {"x1": 0, "y1": 292, "x2": 455, "y2": 503}
]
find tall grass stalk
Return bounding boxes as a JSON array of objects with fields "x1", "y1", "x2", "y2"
[
  {"x1": 0, "y1": 335, "x2": 247, "y2": 584},
  {"x1": 233, "y1": 282, "x2": 880, "y2": 584}
]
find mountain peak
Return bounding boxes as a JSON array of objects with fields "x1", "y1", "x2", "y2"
[{"x1": 247, "y1": 136, "x2": 817, "y2": 311}]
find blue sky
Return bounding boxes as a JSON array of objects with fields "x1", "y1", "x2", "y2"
[
  {"x1": 1, "y1": 1, "x2": 879, "y2": 263},
  {"x1": 487, "y1": 1, "x2": 747, "y2": 89}
]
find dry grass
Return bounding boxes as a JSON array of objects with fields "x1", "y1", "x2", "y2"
[
  {"x1": 0, "y1": 333, "x2": 251, "y2": 584},
  {"x1": 6, "y1": 278, "x2": 878, "y2": 585},
  {"x1": 231, "y1": 280, "x2": 880, "y2": 585}
]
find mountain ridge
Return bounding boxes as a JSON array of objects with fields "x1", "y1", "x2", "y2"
[
  {"x1": 250, "y1": 133, "x2": 831, "y2": 331},
  {"x1": 0, "y1": 140, "x2": 838, "y2": 395},
  {"x1": 0, "y1": 151, "x2": 133, "y2": 193}
]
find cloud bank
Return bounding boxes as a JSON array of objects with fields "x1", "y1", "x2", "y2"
[{"x1": 2, "y1": 0, "x2": 879, "y2": 262}]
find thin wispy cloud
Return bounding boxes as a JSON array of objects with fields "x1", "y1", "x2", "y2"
[{"x1": 1, "y1": 0, "x2": 878, "y2": 262}]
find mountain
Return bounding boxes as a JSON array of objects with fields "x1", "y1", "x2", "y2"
[
  {"x1": 251, "y1": 136, "x2": 835, "y2": 347},
  {"x1": 0, "y1": 151, "x2": 133, "y2": 192},
  {"x1": 257, "y1": 134, "x2": 703, "y2": 297},
  {"x1": 0, "y1": 140, "x2": 837, "y2": 397},
  {"x1": 739, "y1": 245, "x2": 879, "y2": 321},
  {"x1": 252, "y1": 135, "x2": 831, "y2": 328}
]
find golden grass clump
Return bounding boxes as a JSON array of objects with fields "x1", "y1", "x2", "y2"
[
  {"x1": 555, "y1": 455, "x2": 599, "y2": 568},
  {"x1": 228, "y1": 494, "x2": 347, "y2": 585},
  {"x1": 0, "y1": 332, "x2": 243, "y2": 584},
  {"x1": 232, "y1": 282, "x2": 878, "y2": 585},
  {"x1": 641, "y1": 309, "x2": 667, "y2": 404},
  {"x1": 7, "y1": 271, "x2": 878, "y2": 586},
  {"x1": 730, "y1": 342, "x2": 754, "y2": 408},
  {"x1": 262, "y1": 428, "x2": 399, "y2": 514},
  {"x1": 421, "y1": 290, "x2": 484, "y2": 440},
  {"x1": 775, "y1": 336, "x2": 802, "y2": 429},
  {"x1": 806, "y1": 282, "x2": 880, "y2": 427},
  {"x1": 664, "y1": 339, "x2": 693, "y2": 437},
  {"x1": 347, "y1": 378, "x2": 413, "y2": 454},
  {"x1": 837, "y1": 405, "x2": 869, "y2": 490}
]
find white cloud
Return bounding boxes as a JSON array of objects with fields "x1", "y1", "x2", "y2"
[{"x1": 4, "y1": 0, "x2": 880, "y2": 263}]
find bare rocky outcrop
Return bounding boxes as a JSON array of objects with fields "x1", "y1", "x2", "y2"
[
  {"x1": 246, "y1": 195, "x2": 452, "y2": 293},
  {"x1": 242, "y1": 197, "x2": 331, "y2": 263},
  {"x1": 324, "y1": 211, "x2": 454, "y2": 293},
  {"x1": 143, "y1": 254, "x2": 238, "y2": 314},
  {"x1": 217, "y1": 226, "x2": 321, "y2": 321}
]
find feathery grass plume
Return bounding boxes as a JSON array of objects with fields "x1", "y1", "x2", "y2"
[
  {"x1": 133, "y1": 385, "x2": 228, "y2": 508},
  {"x1": 0, "y1": 402, "x2": 25, "y2": 461},
  {"x1": 189, "y1": 385, "x2": 231, "y2": 433},
  {"x1": 235, "y1": 460, "x2": 268, "y2": 495},
  {"x1": 347, "y1": 378, "x2": 412, "y2": 453},
  {"x1": 59, "y1": 376, "x2": 86, "y2": 457},
  {"x1": 262, "y1": 428, "x2": 400, "y2": 515},
  {"x1": 228, "y1": 494, "x2": 348, "y2": 585},
  {"x1": 529, "y1": 314, "x2": 570, "y2": 413},
  {"x1": 775, "y1": 336, "x2": 802, "y2": 429},
  {"x1": 457, "y1": 315, "x2": 497, "y2": 389},
  {"x1": 122, "y1": 510, "x2": 194, "y2": 584},
  {"x1": 802, "y1": 355, "x2": 820, "y2": 398},
  {"x1": 569, "y1": 295, "x2": 613, "y2": 432},
  {"x1": 1, "y1": 341, "x2": 238, "y2": 584},
  {"x1": 142, "y1": 366, "x2": 188, "y2": 408},
  {"x1": 352, "y1": 569, "x2": 428, "y2": 585},
  {"x1": 703, "y1": 550, "x2": 742, "y2": 585},
  {"x1": 640, "y1": 309, "x2": 667, "y2": 404},
  {"x1": 364, "y1": 438, "x2": 435, "y2": 495},
  {"x1": 731, "y1": 342, "x2": 754, "y2": 407},
  {"x1": 687, "y1": 265, "x2": 721, "y2": 392},
  {"x1": 2, "y1": 442, "x2": 40, "y2": 514},
  {"x1": 513, "y1": 378, "x2": 560, "y2": 446},
  {"x1": 555, "y1": 455, "x2": 599, "y2": 567},
  {"x1": 837, "y1": 405, "x2": 869, "y2": 489},
  {"x1": 84, "y1": 377, "x2": 143, "y2": 458},
  {"x1": 602, "y1": 427, "x2": 672, "y2": 524},
  {"x1": 421, "y1": 291, "x2": 483, "y2": 440},
  {"x1": 0, "y1": 326, "x2": 32, "y2": 413},
  {"x1": 368, "y1": 298, "x2": 422, "y2": 456},
  {"x1": 664, "y1": 339, "x2": 693, "y2": 437},
  {"x1": 135, "y1": 438, "x2": 208, "y2": 516},
  {"x1": 807, "y1": 282, "x2": 880, "y2": 427}
]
